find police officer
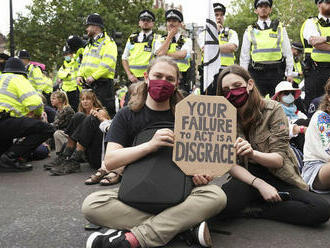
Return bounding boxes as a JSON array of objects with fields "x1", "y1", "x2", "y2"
[
  {"x1": 0, "y1": 53, "x2": 10, "y2": 75},
  {"x1": 198, "y1": 2, "x2": 239, "y2": 95},
  {"x1": 18, "y1": 49, "x2": 53, "y2": 103},
  {"x1": 122, "y1": 10, "x2": 159, "y2": 84},
  {"x1": 57, "y1": 45, "x2": 80, "y2": 112},
  {"x1": 155, "y1": 9, "x2": 192, "y2": 93},
  {"x1": 77, "y1": 13, "x2": 118, "y2": 118},
  {"x1": 240, "y1": 0, "x2": 294, "y2": 97},
  {"x1": 0, "y1": 58, "x2": 54, "y2": 172},
  {"x1": 291, "y1": 42, "x2": 304, "y2": 87},
  {"x1": 300, "y1": 0, "x2": 330, "y2": 108}
]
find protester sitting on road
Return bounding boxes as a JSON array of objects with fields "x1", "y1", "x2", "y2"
[
  {"x1": 302, "y1": 78, "x2": 330, "y2": 193},
  {"x1": 0, "y1": 57, "x2": 54, "y2": 172},
  {"x1": 272, "y1": 81, "x2": 308, "y2": 152},
  {"x1": 214, "y1": 65, "x2": 330, "y2": 226},
  {"x1": 48, "y1": 90, "x2": 108, "y2": 175},
  {"x1": 43, "y1": 90, "x2": 74, "y2": 169},
  {"x1": 82, "y1": 56, "x2": 227, "y2": 248}
]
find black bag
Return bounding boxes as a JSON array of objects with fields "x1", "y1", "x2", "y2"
[{"x1": 118, "y1": 121, "x2": 194, "y2": 214}]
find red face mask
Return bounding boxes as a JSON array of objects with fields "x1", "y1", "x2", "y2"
[
  {"x1": 148, "y1": 79, "x2": 175, "y2": 102},
  {"x1": 223, "y1": 87, "x2": 249, "y2": 108}
]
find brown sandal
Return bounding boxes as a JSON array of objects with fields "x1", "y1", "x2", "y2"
[
  {"x1": 99, "y1": 171, "x2": 122, "y2": 186},
  {"x1": 85, "y1": 169, "x2": 108, "y2": 185}
]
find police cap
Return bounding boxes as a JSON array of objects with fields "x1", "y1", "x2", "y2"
[
  {"x1": 292, "y1": 42, "x2": 303, "y2": 51},
  {"x1": 139, "y1": 10, "x2": 155, "y2": 22},
  {"x1": 213, "y1": 3, "x2": 226, "y2": 14},
  {"x1": 3, "y1": 57, "x2": 28, "y2": 77},
  {"x1": 315, "y1": 0, "x2": 330, "y2": 3},
  {"x1": 254, "y1": 0, "x2": 273, "y2": 8},
  {"x1": 18, "y1": 50, "x2": 30, "y2": 59},
  {"x1": 67, "y1": 35, "x2": 85, "y2": 53},
  {"x1": 85, "y1": 13, "x2": 104, "y2": 29},
  {"x1": 165, "y1": 9, "x2": 183, "y2": 22}
]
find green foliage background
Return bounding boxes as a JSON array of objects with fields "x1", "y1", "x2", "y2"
[
  {"x1": 224, "y1": 0, "x2": 318, "y2": 62},
  {"x1": 12, "y1": 0, "x2": 319, "y2": 76},
  {"x1": 13, "y1": 0, "x2": 165, "y2": 79}
]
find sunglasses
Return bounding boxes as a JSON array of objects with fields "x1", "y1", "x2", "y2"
[{"x1": 281, "y1": 91, "x2": 295, "y2": 96}]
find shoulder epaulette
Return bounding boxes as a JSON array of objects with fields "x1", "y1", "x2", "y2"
[{"x1": 129, "y1": 32, "x2": 139, "y2": 44}]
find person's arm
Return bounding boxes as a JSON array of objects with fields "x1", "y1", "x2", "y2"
[
  {"x1": 313, "y1": 42, "x2": 330, "y2": 51},
  {"x1": 220, "y1": 29, "x2": 239, "y2": 54},
  {"x1": 122, "y1": 41, "x2": 139, "y2": 83},
  {"x1": 239, "y1": 30, "x2": 251, "y2": 70},
  {"x1": 155, "y1": 27, "x2": 177, "y2": 56},
  {"x1": 235, "y1": 137, "x2": 284, "y2": 168},
  {"x1": 229, "y1": 165, "x2": 282, "y2": 202},
  {"x1": 104, "y1": 128, "x2": 174, "y2": 170},
  {"x1": 282, "y1": 27, "x2": 294, "y2": 82}
]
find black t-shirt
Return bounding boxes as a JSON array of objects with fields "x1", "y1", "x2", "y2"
[{"x1": 105, "y1": 105, "x2": 174, "y2": 147}]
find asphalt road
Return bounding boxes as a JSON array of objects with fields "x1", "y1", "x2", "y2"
[{"x1": 1, "y1": 155, "x2": 329, "y2": 248}]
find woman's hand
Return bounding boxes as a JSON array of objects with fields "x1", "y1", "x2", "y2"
[
  {"x1": 253, "y1": 178, "x2": 282, "y2": 203},
  {"x1": 147, "y1": 128, "x2": 174, "y2": 152},
  {"x1": 90, "y1": 109, "x2": 109, "y2": 122},
  {"x1": 193, "y1": 174, "x2": 213, "y2": 186},
  {"x1": 234, "y1": 137, "x2": 254, "y2": 158}
]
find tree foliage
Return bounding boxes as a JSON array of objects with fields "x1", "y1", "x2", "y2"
[
  {"x1": 13, "y1": 0, "x2": 165, "y2": 78},
  {"x1": 224, "y1": 0, "x2": 318, "y2": 62}
]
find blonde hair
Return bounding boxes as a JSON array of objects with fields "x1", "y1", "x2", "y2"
[
  {"x1": 128, "y1": 56, "x2": 183, "y2": 114},
  {"x1": 319, "y1": 77, "x2": 330, "y2": 114},
  {"x1": 51, "y1": 90, "x2": 70, "y2": 107}
]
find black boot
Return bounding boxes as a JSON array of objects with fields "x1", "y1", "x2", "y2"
[
  {"x1": 49, "y1": 150, "x2": 83, "y2": 176},
  {"x1": 0, "y1": 152, "x2": 33, "y2": 172}
]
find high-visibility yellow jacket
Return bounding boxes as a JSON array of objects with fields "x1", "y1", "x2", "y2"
[
  {"x1": 57, "y1": 59, "x2": 79, "y2": 92},
  {"x1": 310, "y1": 18, "x2": 330, "y2": 62},
  {"x1": 161, "y1": 35, "x2": 191, "y2": 72},
  {"x1": 247, "y1": 22, "x2": 284, "y2": 62},
  {"x1": 78, "y1": 32, "x2": 117, "y2": 80},
  {"x1": 0, "y1": 73, "x2": 43, "y2": 117},
  {"x1": 126, "y1": 33, "x2": 158, "y2": 78},
  {"x1": 293, "y1": 60, "x2": 303, "y2": 84},
  {"x1": 219, "y1": 29, "x2": 236, "y2": 66},
  {"x1": 27, "y1": 64, "x2": 53, "y2": 94}
]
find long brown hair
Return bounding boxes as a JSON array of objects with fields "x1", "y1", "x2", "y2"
[
  {"x1": 128, "y1": 56, "x2": 184, "y2": 114},
  {"x1": 216, "y1": 65, "x2": 265, "y2": 132},
  {"x1": 319, "y1": 77, "x2": 330, "y2": 114},
  {"x1": 78, "y1": 90, "x2": 106, "y2": 115}
]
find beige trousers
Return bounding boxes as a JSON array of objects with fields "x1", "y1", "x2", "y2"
[
  {"x1": 82, "y1": 184, "x2": 226, "y2": 247},
  {"x1": 53, "y1": 130, "x2": 68, "y2": 153}
]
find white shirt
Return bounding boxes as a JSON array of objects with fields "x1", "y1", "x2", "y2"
[
  {"x1": 303, "y1": 14, "x2": 330, "y2": 44},
  {"x1": 197, "y1": 28, "x2": 239, "y2": 50},
  {"x1": 304, "y1": 110, "x2": 330, "y2": 162},
  {"x1": 154, "y1": 32, "x2": 192, "y2": 60},
  {"x1": 240, "y1": 18, "x2": 294, "y2": 76},
  {"x1": 122, "y1": 31, "x2": 154, "y2": 60}
]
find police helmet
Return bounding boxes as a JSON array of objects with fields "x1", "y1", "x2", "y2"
[
  {"x1": 213, "y1": 3, "x2": 226, "y2": 14},
  {"x1": 18, "y1": 50, "x2": 30, "y2": 59},
  {"x1": 67, "y1": 35, "x2": 85, "y2": 53},
  {"x1": 85, "y1": 13, "x2": 104, "y2": 28},
  {"x1": 3, "y1": 57, "x2": 28, "y2": 77},
  {"x1": 139, "y1": 10, "x2": 155, "y2": 22},
  {"x1": 165, "y1": 9, "x2": 183, "y2": 23}
]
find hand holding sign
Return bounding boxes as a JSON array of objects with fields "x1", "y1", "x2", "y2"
[
  {"x1": 173, "y1": 95, "x2": 236, "y2": 177},
  {"x1": 234, "y1": 137, "x2": 254, "y2": 157}
]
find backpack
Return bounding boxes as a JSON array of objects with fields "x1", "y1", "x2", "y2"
[{"x1": 118, "y1": 121, "x2": 194, "y2": 214}]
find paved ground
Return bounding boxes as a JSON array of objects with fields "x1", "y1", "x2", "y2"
[{"x1": 1, "y1": 154, "x2": 330, "y2": 248}]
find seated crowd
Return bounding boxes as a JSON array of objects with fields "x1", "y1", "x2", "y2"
[{"x1": 0, "y1": 56, "x2": 330, "y2": 248}]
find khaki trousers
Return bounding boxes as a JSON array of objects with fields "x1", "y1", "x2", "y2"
[
  {"x1": 82, "y1": 184, "x2": 226, "y2": 247},
  {"x1": 53, "y1": 130, "x2": 68, "y2": 153}
]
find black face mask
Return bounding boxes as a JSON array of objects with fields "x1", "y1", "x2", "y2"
[{"x1": 0, "y1": 62, "x2": 5, "y2": 72}]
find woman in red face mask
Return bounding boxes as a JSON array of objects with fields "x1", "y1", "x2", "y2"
[
  {"x1": 213, "y1": 65, "x2": 330, "y2": 226},
  {"x1": 82, "y1": 56, "x2": 227, "y2": 248}
]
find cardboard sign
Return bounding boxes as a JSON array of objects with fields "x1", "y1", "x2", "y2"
[{"x1": 173, "y1": 95, "x2": 236, "y2": 177}]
